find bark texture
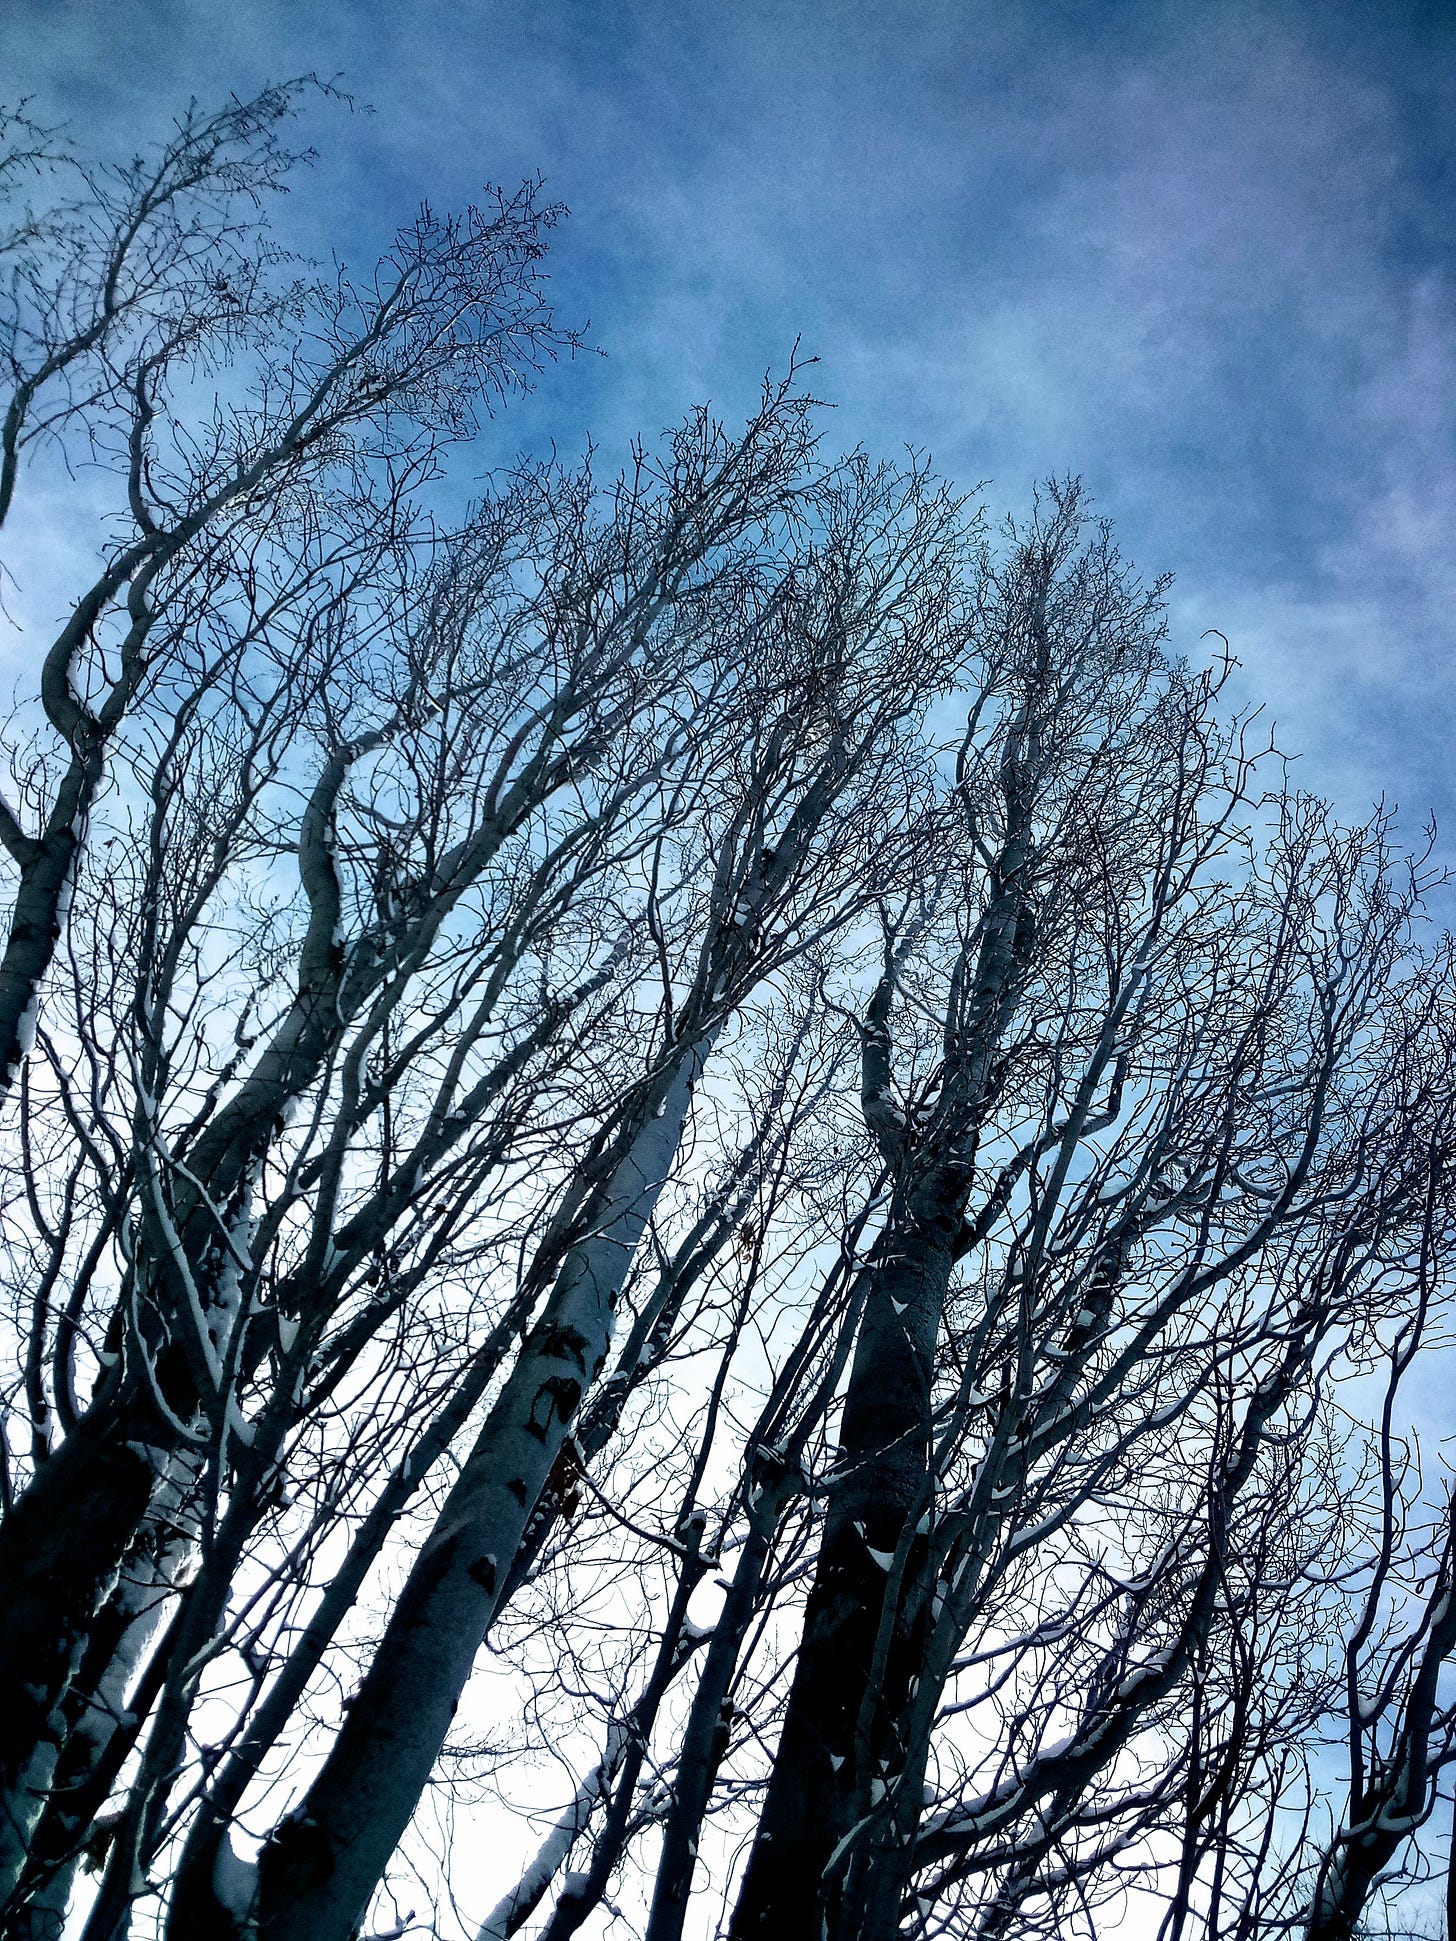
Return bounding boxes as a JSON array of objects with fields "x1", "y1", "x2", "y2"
[
  {"x1": 0, "y1": 1417, "x2": 155, "y2": 1899},
  {"x1": 728, "y1": 1224, "x2": 950, "y2": 1938},
  {"x1": 252, "y1": 1043, "x2": 708, "y2": 1941}
]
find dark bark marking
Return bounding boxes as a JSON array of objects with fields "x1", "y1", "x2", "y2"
[
  {"x1": 534, "y1": 1320, "x2": 590, "y2": 1370},
  {"x1": 525, "y1": 1375, "x2": 582, "y2": 1441},
  {"x1": 467, "y1": 1555, "x2": 496, "y2": 1594}
]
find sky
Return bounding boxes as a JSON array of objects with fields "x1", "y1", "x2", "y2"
[
  {"x1": 5, "y1": 0, "x2": 1455, "y2": 861},
  {"x1": 4, "y1": 9, "x2": 1455, "y2": 1931}
]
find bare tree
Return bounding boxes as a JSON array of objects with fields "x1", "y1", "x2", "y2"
[
  {"x1": 3, "y1": 91, "x2": 1455, "y2": 1941},
  {"x1": 1256, "y1": 1271, "x2": 1456, "y2": 1941},
  {"x1": 0, "y1": 79, "x2": 573, "y2": 1093},
  {"x1": 228, "y1": 447, "x2": 976, "y2": 1941},
  {"x1": 0, "y1": 191, "x2": 981, "y2": 1929},
  {"x1": 704, "y1": 490, "x2": 1456, "y2": 1941},
  {"x1": 0, "y1": 330, "x2": 845, "y2": 1917}
]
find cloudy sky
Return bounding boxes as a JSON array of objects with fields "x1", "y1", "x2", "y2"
[
  {"x1": 4, "y1": 9, "x2": 1453, "y2": 1928},
  {"x1": 8, "y1": 0, "x2": 1455, "y2": 851}
]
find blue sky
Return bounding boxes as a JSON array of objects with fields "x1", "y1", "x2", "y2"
[
  {"x1": 7, "y1": 0, "x2": 1455, "y2": 850},
  {"x1": 5, "y1": 11, "x2": 1454, "y2": 1929}
]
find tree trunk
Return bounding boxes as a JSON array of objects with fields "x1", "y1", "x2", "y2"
[
  {"x1": 2, "y1": 1478, "x2": 189, "y2": 1934},
  {"x1": 534, "y1": 1527, "x2": 705, "y2": 1941},
  {"x1": 645, "y1": 1486, "x2": 790, "y2": 1941},
  {"x1": 0, "y1": 971, "x2": 353, "y2": 1858},
  {"x1": 252, "y1": 1040, "x2": 709, "y2": 1941},
  {"x1": 0, "y1": 750, "x2": 100, "y2": 1096},
  {"x1": 164, "y1": 1301, "x2": 529, "y2": 1941},
  {"x1": 728, "y1": 1215, "x2": 951, "y2": 1940},
  {"x1": 0, "y1": 1412, "x2": 158, "y2": 1902}
]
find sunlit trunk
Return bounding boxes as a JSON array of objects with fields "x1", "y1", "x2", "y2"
[{"x1": 253, "y1": 1038, "x2": 712, "y2": 1941}]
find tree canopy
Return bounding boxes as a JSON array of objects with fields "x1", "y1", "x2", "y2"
[{"x1": 1, "y1": 84, "x2": 1453, "y2": 1941}]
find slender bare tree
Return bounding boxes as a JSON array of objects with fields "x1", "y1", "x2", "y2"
[
  {"x1": 1, "y1": 202, "x2": 983, "y2": 1929},
  {"x1": 0, "y1": 80, "x2": 573, "y2": 1094},
  {"x1": 232, "y1": 447, "x2": 977, "y2": 1941},
  {"x1": 0, "y1": 340, "x2": 871, "y2": 1925},
  {"x1": 710, "y1": 491, "x2": 1456, "y2": 1941}
]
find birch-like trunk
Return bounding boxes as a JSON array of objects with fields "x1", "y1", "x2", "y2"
[
  {"x1": 0, "y1": 691, "x2": 108, "y2": 1096},
  {"x1": 644, "y1": 1481, "x2": 791, "y2": 1941},
  {"x1": 0, "y1": 805, "x2": 355, "y2": 1828},
  {"x1": 0, "y1": 1410, "x2": 159, "y2": 1900},
  {"x1": 2, "y1": 1459, "x2": 194, "y2": 1933},
  {"x1": 476, "y1": 1716, "x2": 631, "y2": 1941},
  {"x1": 251, "y1": 1037, "x2": 711, "y2": 1941}
]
